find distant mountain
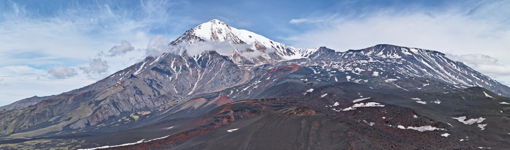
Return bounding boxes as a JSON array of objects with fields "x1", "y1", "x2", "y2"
[
  {"x1": 1, "y1": 19, "x2": 509, "y2": 150},
  {"x1": 307, "y1": 45, "x2": 510, "y2": 96},
  {"x1": 0, "y1": 96, "x2": 51, "y2": 112}
]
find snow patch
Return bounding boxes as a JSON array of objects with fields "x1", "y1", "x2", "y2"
[
  {"x1": 227, "y1": 128, "x2": 239, "y2": 132},
  {"x1": 79, "y1": 139, "x2": 145, "y2": 150},
  {"x1": 484, "y1": 91, "x2": 493, "y2": 98},
  {"x1": 363, "y1": 120, "x2": 375, "y2": 126},
  {"x1": 401, "y1": 48, "x2": 412, "y2": 55},
  {"x1": 411, "y1": 98, "x2": 421, "y2": 100},
  {"x1": 477, "y1": 124, "x2": 487, "y2": 130},
  {"x1": 133, "y1": 61, "x2": 147, "y2": 76},
  {"x1": 336, "y1": 102, "x2": 385, "y2": 112},
  {"x1": 409, "y1": 48, "x2": 419, "y2": 53},
  {"x1": 407, "y1": 125, "x2": 445, "y2": 132},
  {"x1": 385, "y1": 78, "x2": 397, "y2": 82},
  {"x1": 397, "y1": 125, "x2": 446, "y2": 132},
  {"x1": 411, "y1": 97, "x2": 426, "y2": 104},
  {"x1": 452, "y1": 116, "x2": 485, "y2": 125},
  {"x1": 372, "y1": 71, "x2": 379, "y2": 76},
  {"x1": 321, "y1": 93, "x2": 328, "y2": 98},
  {"x1": 499, "y1": 102, "x2": 510, "y2": 105},
  {"x1": 303, "y1": 88, "x2": 314, "y2": 95},
  {"x1": 352, "y1": 97, "x2": 371, "y2": 103},
  {"x1": 441, "y1": 133, "x2": 450, "y2": 137},
  {"x1": 433, "y1": 99, "x2": 441, "y2": 104},
  {"x1": 415, "y1": 101, "x2": 427, "y2": 104}
]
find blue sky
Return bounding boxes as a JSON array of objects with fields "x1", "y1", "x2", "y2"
[{"x1": 1, "y1": 0, "x2": 510, "y2": 106}]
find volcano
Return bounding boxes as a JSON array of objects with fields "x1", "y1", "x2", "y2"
[{"x1": 0, "y1": 19, "x2": 509, "y2": 150}]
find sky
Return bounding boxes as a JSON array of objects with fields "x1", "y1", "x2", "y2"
[{"x1": 1, "y1": 0, "x2": 510, "y2": 106}]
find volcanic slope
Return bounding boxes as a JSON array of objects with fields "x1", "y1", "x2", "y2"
[
  {"x1": 73, "y1": 64, "x2": 510, "y2": 150},
  {"x1": 0, "y1": 51, "x2": 245, "y2": 138},
  {"x1": 85, "y1": 80, "x2": 510, "y2": 150}
]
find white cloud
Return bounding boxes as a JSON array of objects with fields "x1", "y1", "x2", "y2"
[
  {"x1": 79, "y1": 58, "x2": 109, "y2": 75},
  {"x1": 48, "y1": 66, "x2": 77, "y2": 79},
  {"x1": 108, "y1": 40, "x2": 135, "y2": 57}
]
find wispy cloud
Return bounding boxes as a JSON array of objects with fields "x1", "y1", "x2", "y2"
[
  {"x1": 0, "y1": 0, "x2": 183, "y2": 105},
  {"x1": 289, "y1": 18, "x2": 324, "y2": 24},
  {"x1": 0, "y1": 0, "x2": 182, "y2": 66}
]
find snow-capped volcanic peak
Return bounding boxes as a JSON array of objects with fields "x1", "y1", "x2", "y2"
[
  {"x1": 193, "y1": 19, "x2": 271, "y2": 45},
  {"x1": 171, "y1": 19, "x2": 317, "y2": 60}
]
